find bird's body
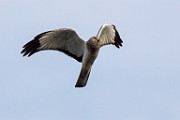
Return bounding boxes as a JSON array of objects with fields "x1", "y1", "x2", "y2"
[
  {"x1": 21, "y1": 24, "x2": 123, "y2": 87},
  {"x1": 76, "y1": 37, "x2": 100, "y2": 87}
]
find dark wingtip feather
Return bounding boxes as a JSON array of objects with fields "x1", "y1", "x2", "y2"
[
  {"x1": 21, "y1": 39, "x2": 40, "y2": 57},
  {"x1": 21, "y1": 31, "x2": 51, "y2": 57},
  {"x1": 113, "y1": 25, "x2": 123, "y2": 48}
]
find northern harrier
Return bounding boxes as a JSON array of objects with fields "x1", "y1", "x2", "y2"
[{"x1": 21, "y1": 24, "x2": 123, "y2": 87}]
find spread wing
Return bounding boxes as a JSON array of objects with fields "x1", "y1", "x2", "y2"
[
  {"x1": 21, "y1": 28, "x2": 85, "y2": 62},
  {"x1": 96, "y1": 24, "x2": 123, "y2": 48}
]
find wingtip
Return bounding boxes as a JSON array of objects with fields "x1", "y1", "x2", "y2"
[
  {"x1": 21, "y1": 48, "x2": 36, "y2": 57},
  {"x1": 113, "y1": 26, "x2": 123, "y2": 48},
  {"x1": 21, "y1": 49, "x2": 27, "y2": 57}
]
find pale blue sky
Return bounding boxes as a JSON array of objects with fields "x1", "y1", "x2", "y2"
[{"x1": 0, "y1": 0, "x2": 180, "y2": 120}]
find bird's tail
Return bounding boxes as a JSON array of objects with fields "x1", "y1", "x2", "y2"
[{"x1": 75, "y1": 66, "x2": 91, "y2": 87}]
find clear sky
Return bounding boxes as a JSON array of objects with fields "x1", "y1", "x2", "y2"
[{"x1": 0, "y1": 0, "x2": 180, "y2": 120}]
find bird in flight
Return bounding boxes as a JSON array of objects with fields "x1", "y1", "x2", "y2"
[{"x1": 21, "y1": 24, "x2": 123, "y2": 87}]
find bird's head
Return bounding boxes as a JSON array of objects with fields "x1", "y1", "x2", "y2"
[{"x1": 86, "y1": 36, "x2": 100, "y2": 48}]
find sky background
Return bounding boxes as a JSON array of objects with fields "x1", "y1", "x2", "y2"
[{"x1": 0, "y1": 0, "x2": 180, "y2": 120}]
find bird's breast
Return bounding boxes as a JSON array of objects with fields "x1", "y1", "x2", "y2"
[{"x1": 82, "y1": 45, "x2": 99, "y2": 65}]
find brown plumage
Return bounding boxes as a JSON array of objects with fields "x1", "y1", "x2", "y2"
[{"x1": 21, "y1": 24, "x2": 123, "y2": 87}]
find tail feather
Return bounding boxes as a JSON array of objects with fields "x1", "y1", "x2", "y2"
[{"x1": 75, "y1": 67, "x2": 91, "y2": 87}]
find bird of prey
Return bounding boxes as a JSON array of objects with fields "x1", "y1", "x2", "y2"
[{"x1": 21, "y1": 24, "x2": 123, "y2": 87}]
